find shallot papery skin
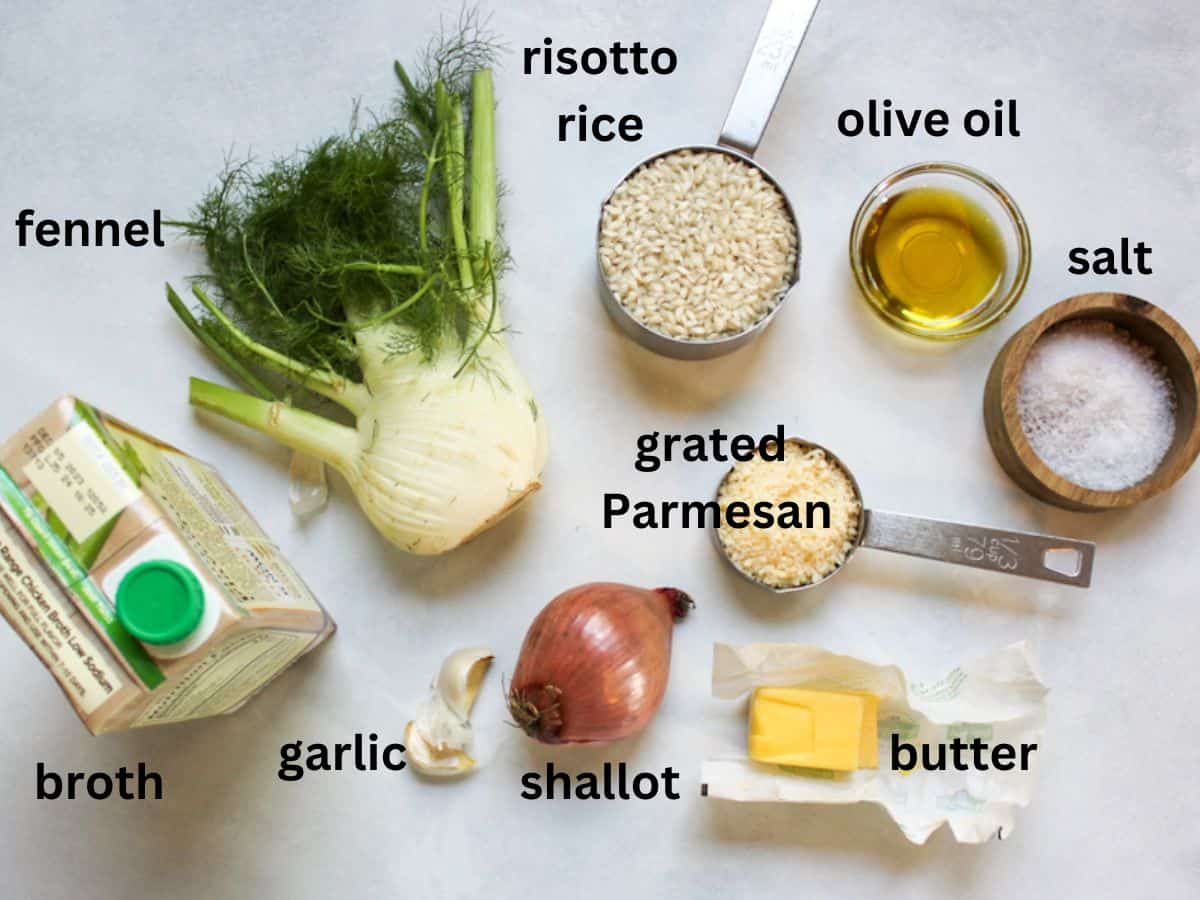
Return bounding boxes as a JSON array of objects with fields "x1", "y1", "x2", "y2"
[{"x1": 507, "y1": 582, "x2": 693, "y2": 744}]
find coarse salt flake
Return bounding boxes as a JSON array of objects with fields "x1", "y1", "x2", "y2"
[{"x1": 1016, "y1": 320, "x2": 1176, "y2": 491}]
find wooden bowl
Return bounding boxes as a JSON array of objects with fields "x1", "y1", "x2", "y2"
[{"x1": 984, "y1": 292, "x2": 1200, "y2": 511}]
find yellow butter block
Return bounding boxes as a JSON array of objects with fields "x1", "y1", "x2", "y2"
[{"x1": 748, "y1": 687, "x2": 879, "y2": 771}]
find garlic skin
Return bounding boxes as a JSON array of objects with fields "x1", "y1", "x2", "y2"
[
  {"x1": 407, "y1": 648, "x2": 493, "y2": 777},
  {"x1": 288, "y1": 450, "x2": 328, "y2": 516}
]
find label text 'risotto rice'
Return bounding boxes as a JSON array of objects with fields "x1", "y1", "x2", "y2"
[{"x1": 599, "y1": 149, "x2": 798, "y2": 341}]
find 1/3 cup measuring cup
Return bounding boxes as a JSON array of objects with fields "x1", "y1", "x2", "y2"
[
  {"x1": 714, "y1": 439, "x2": 1096, "y2": 591},
  {"x1": 597, "y1": 0, "x2": 823, "y2": 360}
]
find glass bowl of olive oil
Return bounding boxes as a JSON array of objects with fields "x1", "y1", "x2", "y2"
[{"x1": 849, "y1": 162, "x2": 1030, "y2": 339}]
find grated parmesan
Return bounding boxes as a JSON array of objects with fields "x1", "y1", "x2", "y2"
[
  {"x1": 717, "y1": 442, "x2": 861, "y2": 588},
  {"x1": 1017, "y1": 320, "x2": 1176, "y2": 491}
]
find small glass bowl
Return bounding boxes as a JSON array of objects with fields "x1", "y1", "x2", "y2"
[{"x1": 849, "y1": 162, "x2": 1031, "y2": 340}]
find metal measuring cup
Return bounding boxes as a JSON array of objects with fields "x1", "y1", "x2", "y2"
[
  {"x1": 596, "y1": 0, "x2": 822, "y2": 360},
  {"x1": 713, "y1": 439, "x2": 1096, "y2": 590}
]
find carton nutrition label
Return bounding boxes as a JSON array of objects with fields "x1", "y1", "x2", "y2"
[
  {"x1": 112, "y1": 426, "x2": 320, "y2": 614},
  {"x1": 134, "y1": 630, "x2": 313, "y2": 726},
  {"x1": 0, "y1": 524, "x2": 125, "y2": 714}
]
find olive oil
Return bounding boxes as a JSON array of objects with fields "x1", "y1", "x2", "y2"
[{"x1": 859, "y1": 187, "x2": 1007, "y2": 331}]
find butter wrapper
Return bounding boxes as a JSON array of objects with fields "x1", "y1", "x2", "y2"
[{"x1": 701, "y1": 642, "x2": 1046, "y2": 844}]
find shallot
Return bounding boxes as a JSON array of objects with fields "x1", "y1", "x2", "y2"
[{"x1": 507, "y1": 582, "x2": 693, "y2": 745}]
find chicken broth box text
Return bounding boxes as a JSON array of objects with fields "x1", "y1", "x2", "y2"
[{"x1": 0, "y1": 396, "x2": 334, "y2": 734}]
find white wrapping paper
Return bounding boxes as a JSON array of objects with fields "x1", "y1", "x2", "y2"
[{"x1": 701, "y1": 642, "x2": 1047, "y2": 844}]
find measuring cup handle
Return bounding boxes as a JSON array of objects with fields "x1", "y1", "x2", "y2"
[
  {"x1": 859, "y1": 510, "x2": 1095, "y2": 588},
  {"x1": 718, "y1": 0, "x2": 822, "y2": 157}
]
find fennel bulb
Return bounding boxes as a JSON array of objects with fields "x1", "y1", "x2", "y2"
[{"x1": 167, "y1": 33, "x2": 548, "y2": 554}]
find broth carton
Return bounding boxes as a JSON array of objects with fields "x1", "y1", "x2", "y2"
[{"x1": 0, "y1": 397, "x2": 334, "y2": 733}]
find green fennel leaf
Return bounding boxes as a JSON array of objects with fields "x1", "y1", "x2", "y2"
[{"x1": 171, "y1": 18, "x2": 507, "y2": 400}]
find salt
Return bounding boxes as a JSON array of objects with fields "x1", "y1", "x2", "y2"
[{"x1": 1017, "y1": 320, "x2": 1176, "y2": 491}]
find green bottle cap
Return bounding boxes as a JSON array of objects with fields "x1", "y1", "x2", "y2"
[{"x1": 116, "y1": 560, "x2": 205, "y2": 645}]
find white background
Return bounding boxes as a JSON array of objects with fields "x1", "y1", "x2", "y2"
[{"x1": 2, "y1": 0, "x2": 1198, "y2": 896}]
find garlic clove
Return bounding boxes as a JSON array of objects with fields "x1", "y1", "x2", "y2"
[
  {"x1": 435, "y1": 647, "x2": 494, "y2": 720},
  {"x1": 405, "y1": 720, "x2": 476, "y2": 777},
  {"x1": 412, "y1": 694, "x2": 472, "y2": 752},
  {"x1": 405, "y1": 647, "x2": 494, "y2": 777}
]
